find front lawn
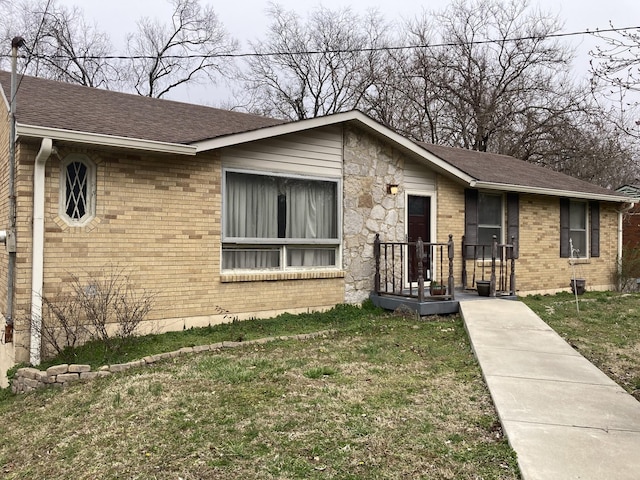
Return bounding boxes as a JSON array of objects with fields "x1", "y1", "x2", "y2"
[
  {"x1": 523, "y1": 291, "x2": 640, "y2": 399},
  {"x1": 0, "y1": 304, "x2": 519, "y2": 479}
]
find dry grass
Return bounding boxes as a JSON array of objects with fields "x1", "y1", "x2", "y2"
[
  {"x1": 523, "y1": 291, "x2": 640, "y2": 400},
  {"x1": 0, "y1": 310, "x2": 519, "y2": 479}
]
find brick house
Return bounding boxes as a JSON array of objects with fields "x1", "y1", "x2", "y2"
[
  {"x1": 0, "y1": 72, "x2": 632, "y2": 382},
  {"x1": 616, "y1": 185, "x2": 640, "y2": 248}
]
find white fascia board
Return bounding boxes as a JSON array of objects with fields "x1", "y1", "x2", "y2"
[
  {"x1": 194, "y1": 110, "x2": 476, "y2": 184},
  {"x1": 474, "y1": 181, "x2": 633, "y2": 203},
  {"x1": 17, "y1": 124, "x2": 197, "y2": 156},
  {"x1": 194, "y1": 111, "x2": 358, "y2": 152}
]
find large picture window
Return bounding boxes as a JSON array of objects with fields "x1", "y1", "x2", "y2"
[
  {"x1": 222, "y1": 171, "x2": 339, "y2": 270},
  {"x1": 59, "y1": 155, "x2": 96, "y2": 225}
]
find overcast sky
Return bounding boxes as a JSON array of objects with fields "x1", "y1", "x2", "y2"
[{"x1": 56, "y1": 0, "x2": 640, "y2": 105}]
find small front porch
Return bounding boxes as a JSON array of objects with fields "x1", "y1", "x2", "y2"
[{"x1": 370, "y1": 234, "x2": 517, "y2": 315}]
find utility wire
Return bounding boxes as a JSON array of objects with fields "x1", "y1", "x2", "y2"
[
  {"x1": 10, "y1": 0, "x2": 53, "y2": 105},
  {"x1": 2, "y1": 24, "x2": 639, "y2": 61}
]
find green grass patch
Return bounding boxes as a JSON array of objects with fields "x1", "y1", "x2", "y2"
[
  {"x1": 523, "y1": 291, "x2": 640, "y2": 398},
  {"x1": 0, "y1": 305, "x2": 520, "y2": 479},
  {"x1": 38, "y1": 302, "x2": 375, "y2": 370}
]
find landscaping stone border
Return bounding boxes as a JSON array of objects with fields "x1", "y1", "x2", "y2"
[{"x1": 11, "y1": 330, "x2": 335, "y2": 394}]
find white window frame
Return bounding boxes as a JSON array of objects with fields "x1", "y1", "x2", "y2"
[
  {"x1": 477, "y1": 192, "x2": 504, "y2": 258},
  {"x1": 404, "y1": 190, "x2": 437, "y2": 286},
  {"x1": 569, "y1": 200, "x2": 589, "y2": 258},
  {"x1": 221, "y1": 168, "x2": 342, "y2": 272},
  {"x1": 59, "y1": 154, "x2": 96, "y2": 226}
]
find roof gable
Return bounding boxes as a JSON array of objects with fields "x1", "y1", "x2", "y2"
[{"x1": 616, "y1": 184, "x2": 640, "y2": 200}]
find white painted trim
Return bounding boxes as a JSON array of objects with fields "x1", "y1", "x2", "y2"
[
  {"x1": 30, "y1": 138, "x2": 53, "y2": 366},
  {"x1": 618, "y1": 210, "x2": 623, "y2": 271},
  {"x1": 0, "y1": 80, "x2": 9, "y2": 113},
  {"x1": 570, "y1": 199, "x2": 589, "y2": 259},
  {"x1": 404, "y1": 190, "x2": 437, "y2": 245},
  {"x1": 58, "y1": 154, "x2": 97, "y2": 226},
  {"x1": 473, "y1": 181, "x2": 631, "y2": 203},
  {"x1": 477, "y1": 191, "x2": 505, "y2": 245},
  {"x1": 220, "y1": 168, "x2": 343, "y2": 273},
  {"x1": 196, "y1": 111, "x2": 477, "y2": 185},
  {"x1": 405, "y1": 191, "x2": 437, "y2": 286},
  {"x1": 196, "y1": 113, "x2": 357, "y2": 151},
  {"x1": 18, "y1": 113, "x2": 630, "y2": 204},
  {"x1": 197, "y1": 111, "x2": 629, "y2": 204},
  {"x1": 17, "y1": 124, "x2": 197, "y2": 156}
]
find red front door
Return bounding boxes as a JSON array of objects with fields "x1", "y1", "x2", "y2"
[{"x1": 407, "y1": 196, "x2": 431, "y2": 282}]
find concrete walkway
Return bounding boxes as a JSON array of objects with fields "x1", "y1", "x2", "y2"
[{"x1": 459, "y1": 299, "x2": 640, "y2": 480}]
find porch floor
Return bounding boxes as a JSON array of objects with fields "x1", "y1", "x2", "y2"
[{"x1": 370, "y1": 289, "x2": 518, "y2": 316}]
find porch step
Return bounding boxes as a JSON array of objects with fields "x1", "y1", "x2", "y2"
[
  {"x1": 370, "y1": 293, "x2": 459, "y2": 316},
  {"x1": 370, "y1": 290, "x2": 519, "y2": 316}
]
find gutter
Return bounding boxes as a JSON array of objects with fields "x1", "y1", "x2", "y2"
[
  {"x1": 30, "y1": 138, "x2": 53, "y2": 366},
  {"x1": 472, "y1": 181, "x2": 632, "y2": 203},
  {"x1": 17, "y1": 124, "x2": 197, "y2": 156}
]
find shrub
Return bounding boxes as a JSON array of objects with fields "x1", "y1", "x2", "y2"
[
  {"x1": 612, "y1": 245, "x2": 640, "y2": 292},
  {"x1": 37, "y1": 294, "x2": 89, "y2": 359},
  {"x1": 31, "y1": 266, "x2": 156, "y2": 360}
]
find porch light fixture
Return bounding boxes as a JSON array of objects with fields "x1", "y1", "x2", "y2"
[{"x1": 387, "y1": 184, "x2": 399, "y2": 195}]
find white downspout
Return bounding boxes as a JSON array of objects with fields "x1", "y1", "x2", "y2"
[{"x1": 30, "y1": 138, "x2": 53, "y2": 366}]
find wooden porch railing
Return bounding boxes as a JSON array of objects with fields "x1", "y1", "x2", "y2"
[
  {"x1": 374, "y1": 234, "x2": 455, "y2": 302},
  {"x1": 461, "y1": 235, "x2": 517, "y2": 296}
]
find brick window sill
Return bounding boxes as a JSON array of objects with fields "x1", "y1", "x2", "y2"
[
  {"x1": 568, "y1": 258, "x2": 590, "y2": 265},
  {"x1": 220, "y1": 270, "x2": 345, "y2": 283}
]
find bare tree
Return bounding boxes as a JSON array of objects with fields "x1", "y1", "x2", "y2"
[
  {"x1": 591, "y1": 25, "x2": 640, "y2": 94},
  {"x1": 242, "y1": 3, "x2": 391, "y2": 120},
  {"x1": 589, "y1": 25, "x2": 640, "y2": 138},
  {"x1": 125, "y1": 0, "x2": 238, "y2": 98},
  {"x1": 1, "y1": 0, "x2": 237, "y2": 98},
  {"x1": 413, "y1": 0, "x2": 575, "y2": 152},
  {"x1": 364, "y1": 14, "x2": 450, "y2": 143},
  {"x1": 505, "y1": 105, "x2": 639, "y2": 188},
  {"x1": 368, "y1": 0, "x2": 639, "y2": 187},
  {"x1": 1, "y1": 0, "x2": 117, "y2": 88}
]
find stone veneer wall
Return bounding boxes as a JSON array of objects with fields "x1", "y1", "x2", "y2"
[{"x1": 342, "y1": 127, "x2": 407, "y2": 304}]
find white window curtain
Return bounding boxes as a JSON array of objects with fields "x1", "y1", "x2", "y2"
[
  {"x1": 286, "y1": 179, "x2": 337, "y2": 266},
  {"x1": 224, "y1": 173, "x2": 278, "y2": 268},
  {"x1": 223, "y1": 171, "x2": 338, "y2": 270}
]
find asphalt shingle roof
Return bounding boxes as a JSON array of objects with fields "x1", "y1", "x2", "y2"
[
  {"x1": 0, "y1": 71, "x2": 627, "y2": 201},
  {"x1": 0, "y1": 71, "x2": 285, "y2": 144},
  {"x1": 418, "y1": 142, "x2": 620, "y2": 198}
]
